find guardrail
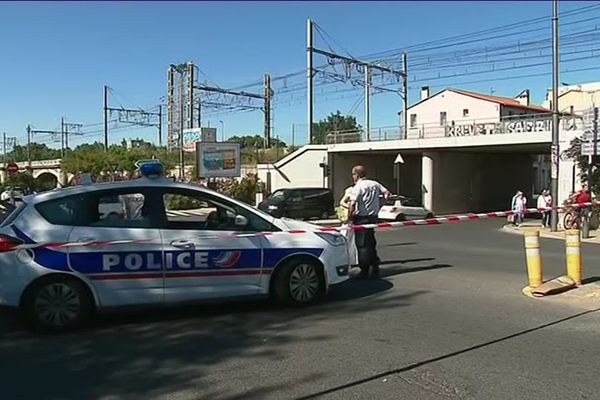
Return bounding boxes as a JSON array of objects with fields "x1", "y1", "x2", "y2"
[{"x1": 325, "y1": 113, "x2": 584, "y2": 144}]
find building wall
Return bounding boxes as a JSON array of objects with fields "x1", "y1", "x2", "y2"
[
  {"x1": 329, "y1": 153, "x2": 396, "y2": 201},
  {"x1": 427, "y1": 152, "x2": 478, "y2": 214},
  {"x1": 256, "y1": 146, "x2": 327, "y2": 194},
  {"x1": 500, "y1": 106, "x2": 546, "y2": 118},
  {"x1": 407, "y1": 90, "x2": 500, "y2": 139},
  {"x1": 544, "y1": 82, "x2": 600, "y2": 114}
]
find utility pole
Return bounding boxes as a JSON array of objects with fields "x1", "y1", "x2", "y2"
[
  {"x1": 550, "y1": 0, "x2": 560, "y2": 232},
  {"x1": 187, "y1": 61, "x2": 194, "y2": 130},
  {"x1": 158, "y1": 105, "x2": 163, "y2": 146},
  {"x1": 62, "y1": 120, "x2": 82, "y2": 151},
  {"x1": 179, "y1": 67, "x2": 185, "y2": 180},
  {"x1": 264, "y1": 73, "x2": 272, "y2": 147},
  {"x1": 402, "y1": 52, "x2": 408, "y2": 139},
  {"x1": 60, "y1": 117, "x2": 65, "y2": 157},
  {"x1": 104, "y1": 85, "x2": 109, "y2": 151},
  {"x1": 307, "y1": 19, "x2": 314, "y2": 144},
  {"x1": 27, "y1": 125, "x2": 31, "y2": 168},
  {"x1": 167, "y1": 66, "x2": 174, "y2": 151},
  {"x1": 292, "y1": 123, "x2": 295, "y2": 147},
  {"x1": 365, "y1": 65, "x2": 371, "y2": 141},
  {"x1": 309, "y1": 20, "x2": 406, "y2": 143},
  {"x1": 2, "y1": 132, "x2": 6, "y2": 167}
]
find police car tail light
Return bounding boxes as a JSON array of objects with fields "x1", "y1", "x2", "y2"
[{"x1": 0, "y1": 234, "x2": 22, "y2": 252}]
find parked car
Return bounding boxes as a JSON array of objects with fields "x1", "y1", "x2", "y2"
[
  {"x1": 378, "y1": 195, "x2": 433, "y2": 221},
  {"x1": 258, "y1": 188, "x2": 335, "y2": 220}
]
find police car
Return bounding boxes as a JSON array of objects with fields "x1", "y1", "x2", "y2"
[{"x1": 0, "y1": 163, "x2": 349, "y2": 331}]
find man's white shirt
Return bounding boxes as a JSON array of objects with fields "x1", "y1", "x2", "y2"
[{"x1": 350, "y1": 179, "x2": 388, "y2": 217}]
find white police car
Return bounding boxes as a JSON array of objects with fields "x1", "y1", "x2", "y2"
[{"x1": 0, "y1": 164, "x2": 349, "y2": 331}]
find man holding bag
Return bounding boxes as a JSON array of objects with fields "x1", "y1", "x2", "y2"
[
  {"x1": 347, "y1": 165, "x2": 390, "y2": 278},
  {"x1": 338, "y1": 186, "x2": 358, "y2": 267}
]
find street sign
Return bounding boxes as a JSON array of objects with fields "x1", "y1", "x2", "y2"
[
  {"x1": 6, "y1": 163, "x2": 18, "y2": 175},
  {"x1": 581, "y1": 142, "x2": 600, "y2": 156},
  {"x1": 134, "y1": 159, "x2": 159, "y2": 169}
]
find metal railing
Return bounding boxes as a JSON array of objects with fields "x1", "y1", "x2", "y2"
[{"x1": 325, "y1": 113, "x2": 584, "y2": 144}]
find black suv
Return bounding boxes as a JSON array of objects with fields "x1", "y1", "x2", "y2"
[{"x1": 258, "y1": 188, "x2": 334, "y2": 220}]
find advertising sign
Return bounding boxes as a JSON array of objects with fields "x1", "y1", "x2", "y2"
[
  {"x1": 183, "y1": 128, "x2": 217, "y2": 152},
  {"x1": 196, "y1": 142, "x2": 241, "y2": 178}
]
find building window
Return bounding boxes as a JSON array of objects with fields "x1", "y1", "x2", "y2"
[
  {"x1": 439, "y1": 112, "x2": 447, "y2": 127},
  {"x1": 463, "y1": 109, "x2": 469, "y2": 117},
  {"x1": 410, "y1": 114, "x2": 417, "y2": 128}
]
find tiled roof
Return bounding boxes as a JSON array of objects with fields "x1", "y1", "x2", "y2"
[{"x1": 449, "y1": 88, "x2": 551, "y2": 113}]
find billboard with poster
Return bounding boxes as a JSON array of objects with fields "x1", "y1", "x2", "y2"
[
  {"x1": 196, "y1": 142, "x2": 241, "y2": 178},
  {"x1": 182, "y1": 128, "x2": 217, "y2": 152}
]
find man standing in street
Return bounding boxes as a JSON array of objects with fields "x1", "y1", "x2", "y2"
[{"x1": 348, "y1": 165, "x2": 391, "y2": 278}]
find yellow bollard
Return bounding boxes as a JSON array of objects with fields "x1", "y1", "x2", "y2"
[
  {"x1": 565, "y1": 229, "x2": 582, "y2": 285},
  {"x1": 524, "y1": 230, "x2": 543, "y2": 288}
]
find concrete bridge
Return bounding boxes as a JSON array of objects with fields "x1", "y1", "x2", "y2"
[{"x1": 1, "y1": 159, "x2": 67, "y2": 186}]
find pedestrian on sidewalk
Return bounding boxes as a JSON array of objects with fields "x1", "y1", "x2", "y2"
[
  {"x1": 574, "y1": 182, "x2": 593, "y2": 223},
  {"x1": 537, "y1": 189, "x2": 552, "y2": 228},
  {"x1": 512, "y1": 190, "x2": 526, "y2": 226},
  {"x1": 348, "y1": 165, "x2": 390, "y2": 279}
]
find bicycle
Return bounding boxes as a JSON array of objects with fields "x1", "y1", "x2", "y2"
[{"x1": 563, "y1": 207, "x2": 581, "y2": 230}]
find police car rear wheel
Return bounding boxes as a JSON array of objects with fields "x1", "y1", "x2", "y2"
[
  {"x1": 275, "y1": 259, "x2": 325, "y2": 306},
  {"x1": 23, "y1": 277, "x2": 93, "y2": 332}
]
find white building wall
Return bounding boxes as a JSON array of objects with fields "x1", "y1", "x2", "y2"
[
  {"x1": 256, "y1": 145, "x2": 327, "y2": 193},
  {"x1": 407, "y1": 90, "x2": 500, "y2": 139}
]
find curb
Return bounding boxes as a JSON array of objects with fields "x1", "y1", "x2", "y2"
[{"x1": 501, "y1": 224, "x2": 600, "y2": 244}]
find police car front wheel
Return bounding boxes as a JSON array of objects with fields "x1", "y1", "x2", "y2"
[
  {"x1": 274, "y1": 258, "x2": 325, "y2": 306},
  {"x1": 22, "y1": 276, "x2": 94, "y2": 332}
]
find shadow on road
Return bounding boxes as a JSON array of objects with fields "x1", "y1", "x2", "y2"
[
  {"x1": 380, "y1": 263, "x2": 453, "y2": 278},
  {"x1": 0, "y1": 278, "x2": 427, "y2": 400},
  {"x1": 383, "y1": 242, "x2": 418, "y2": 247},
  {"x1": 296, "y1": 307, "x2": 600, "y2": 400},
  {"x1": 379, "y1": 257, "x2": 436, "y2": 266},
  {"x1": 582, "y1": 276, "x2": 600, "y2": 284}
]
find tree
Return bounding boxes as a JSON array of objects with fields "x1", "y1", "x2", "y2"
[
  {"x1": 7, "y1": 143, "x2": 61, "y2": 162},
  {"x1": 226, "y1": 135, "x2": 286, "y2": 149},
  {"x1": 312, "y1": 111, "x2": 361, "y2": 144},
  {"x1": 565, "y1": 137, "x2": 600, "y2": 195},
  {"x1": 4, "y1": 172, "x2": 39, "y2": 194},
  {"x1": 216, "y1": 174, "x2": 260, "y2": 205},
  {"x1": 60, "y1": 141, "x2": 177, "y2": 178}
]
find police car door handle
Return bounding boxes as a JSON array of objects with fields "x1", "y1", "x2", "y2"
[
  {"x1": 77, "y1": 237, "x2": 96, "y2": 243},
  {"x1": 170, "y1": 239, "x2": 194, "y2": 249}
]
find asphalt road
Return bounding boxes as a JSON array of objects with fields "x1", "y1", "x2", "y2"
[{"x1": 1, "y1": 219, "x2": 599, "y2": 400}]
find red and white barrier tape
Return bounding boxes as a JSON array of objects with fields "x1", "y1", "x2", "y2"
[{"x1": 9, "y1": 202, "x2": 594, "y2": 251}]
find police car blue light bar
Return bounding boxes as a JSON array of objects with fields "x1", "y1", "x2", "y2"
[{"x1": 137, "y1": 159, "x2": 164, "y2": 178}]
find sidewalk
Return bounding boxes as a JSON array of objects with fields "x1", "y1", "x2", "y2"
[{"x1": 502, "y1": 219, "x2": 600, "y2": 244}]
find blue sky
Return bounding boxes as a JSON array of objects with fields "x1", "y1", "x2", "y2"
[{"x1": 0, "y1": 1, "x2": 598, "y2": 149}]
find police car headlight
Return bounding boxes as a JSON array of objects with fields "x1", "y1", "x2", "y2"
[{"x1": 315, "y1": 232, "x2": 346, "y2": 246}]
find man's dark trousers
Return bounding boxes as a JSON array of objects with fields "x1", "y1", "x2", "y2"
[{"x1": 352, "y1": 215, "x2": 379, "y2": 276}]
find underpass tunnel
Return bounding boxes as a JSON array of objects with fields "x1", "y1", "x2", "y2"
[
  {"x1": 329, "y1": 146, "x2": 550, "y2": 215},
  {"x1": 35, "y1": 172, "x2": 59, "y2": 192},
  {"x1": 424, "y1": 151, "x2": 544, "y2": 215},
  {"x1": 329, "y1": 151, "x2": 423, "y2": 204}
]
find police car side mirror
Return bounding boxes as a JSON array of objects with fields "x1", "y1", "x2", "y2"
[{"x1": 234, "y1": 215, "x2": 248, "y2": 227}]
